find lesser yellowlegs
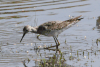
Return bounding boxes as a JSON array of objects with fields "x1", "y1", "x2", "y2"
[{"x1": 20, "y1": 15, "x2": 83, "y2": 48}]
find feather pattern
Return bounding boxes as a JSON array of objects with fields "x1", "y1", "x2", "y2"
[{"x1": 37, "y1": 15, "x2": 83, "y2": 36}]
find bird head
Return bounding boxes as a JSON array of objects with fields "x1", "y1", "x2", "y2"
[
  {"x1": 20, "y1": 25, "x2": 37, "y2": 42},
  {"x1": 20, "y1": 25, "x2": 38, "y2": 42},
  {"x1": 20, "y1": 25, "x2": 30, "y2": 42}
]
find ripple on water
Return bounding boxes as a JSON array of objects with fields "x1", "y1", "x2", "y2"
[{"x1": 0, "y1": 0, "x2": 100, "y2": 67}]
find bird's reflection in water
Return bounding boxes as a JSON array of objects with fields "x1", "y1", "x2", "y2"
[
  {"x1": 22, "y1": 45, "x2": 74, "y2": 67},
  {"x1": 96, "y1": 16, "x2": 100, "y2": 46},
  {"x1": 96, "y1": 16, "x2": 100, "y2": 29}
]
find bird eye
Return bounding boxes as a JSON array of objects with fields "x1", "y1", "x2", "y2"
[{"x1": 23, "y1": 26, "x2": 28, "y2": 33}]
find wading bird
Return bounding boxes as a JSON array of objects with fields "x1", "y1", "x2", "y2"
[{"x1": 20, "y1": 15, "x2": 83, "y2": 49}]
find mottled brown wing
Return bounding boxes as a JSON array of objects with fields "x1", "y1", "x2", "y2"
[
  {"x1": 46, "y1": 15, "x2": 82, "y2": 30},
  {"x1": 37, "y1": 21, "x2": 58, "y2": 33},
  {"x1": 38, "y1": 21, "x2": 61, "y2": 30},
  {"x1": 38, "y1": 15, "x2": 82, "y2": 31}
]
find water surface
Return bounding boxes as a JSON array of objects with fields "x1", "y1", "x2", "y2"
[{"x1": 0, "y1": 0, "x2": 100, "y2": 67}]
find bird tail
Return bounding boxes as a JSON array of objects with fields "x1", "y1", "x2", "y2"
[
  {"x1": 60, "y1": 15, "x2": 83, "y2": 31},
  {"x1": 65, "y1": 15, "x2": 83, "y2": 22}
]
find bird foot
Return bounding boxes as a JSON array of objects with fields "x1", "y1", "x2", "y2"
[{"x1": 43, "y1": 45, "x2": 57, "y2": 50}]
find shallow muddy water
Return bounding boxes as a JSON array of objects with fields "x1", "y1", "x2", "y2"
[{"x1": 0, "y1": 0, "x2": 100, "y2": 67}]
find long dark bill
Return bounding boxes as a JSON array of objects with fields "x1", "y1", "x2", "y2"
[{"x1": 20, "y1": 33, "x2": 26, "y2": 42}]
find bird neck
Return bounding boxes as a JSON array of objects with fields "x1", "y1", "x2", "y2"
[{"x1": 31, "y1": 27, "x2": 38, "y2": 33}]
